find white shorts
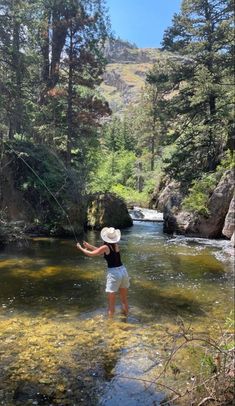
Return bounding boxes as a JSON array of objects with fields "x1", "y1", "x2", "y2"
[{"x1": 105, "y1": 265, "x2": 130, "y2": 293}]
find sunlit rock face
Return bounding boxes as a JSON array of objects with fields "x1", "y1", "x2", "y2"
[
  {"x1": 86, "y1": 192, "x2": 133, "y2": 230},
  {"x1": 151, "y1": 180, "x2": 183, "y2": 212},
  {"x1": 100, "y1": 38, "x2": 162, "y2": 114},
  {"x1": 163, "y1": 170, "x2": 234, "y2": 238},
  {"x1": 222, "y1": 195, "x2": 235, "y2": 239}
]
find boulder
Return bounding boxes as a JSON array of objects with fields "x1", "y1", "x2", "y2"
[
  {"x1": 129, "y1": 208, "x2": 145, "y2": 220},
  {"x1": 151, "y1": 180, "x2": 182, "y2": 212},
  {"x1": 86, "y1": 193, "x2": 133, "y2": 230},
  {"x1": 164, "y1": 170, "x2": 234, "y2": 238},
  {"x1": 0, "y1": 223, "x2": 7, "y2": 246},
  {"x1": 203, "y1": 170, "x2": 234, "y2": 237},
  {"x1": 222, "y1": 195, "x2": 235, "y2": 239},
  {"x1": 164, "y1": 209, "x2": 191, "y2": 235},
  {"x1": 231, "y1": 232, "x2": 235, "y2": 247}
]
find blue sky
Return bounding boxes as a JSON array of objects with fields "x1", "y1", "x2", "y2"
[{"x1": 106, "y1": 0, "x2": 182, "y2": 48}]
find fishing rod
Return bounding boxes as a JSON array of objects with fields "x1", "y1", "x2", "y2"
[{"x1": 3, "y1": 141, "x2": 78, "y2": 243}]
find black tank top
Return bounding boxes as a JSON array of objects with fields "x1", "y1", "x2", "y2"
[{"x1": 104, "y1": 243, "x2": 123, "y2": 268}]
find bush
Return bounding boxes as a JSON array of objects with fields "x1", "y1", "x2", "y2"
[
  {"x1": 111, "y1": 184, "x2": 149, "y2": 206},
  {"x1": 181, "y1": 152, "x2": 234, "y2": 216},
  {"x1": 182, "y1": 173, "x2": 218, "y2": 216}
]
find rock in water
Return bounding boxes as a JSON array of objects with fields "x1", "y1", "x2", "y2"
[
  {"x1": 86, "y1": 193, "x2": 133, "y2": 230},
  {"x1": 222, "y1": 196, "x2": 235, "y2": 239},
  {"x1": 164, "y1": 170, "x2": 234, "y2": 238}
]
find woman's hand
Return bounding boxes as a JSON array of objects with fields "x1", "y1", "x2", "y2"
[
  {"x1": 83, "y1": 241, "x2": 89, "y2": 249},
  {"x1": 76, "y1": 243, "x2": 82, "y2": 250}
]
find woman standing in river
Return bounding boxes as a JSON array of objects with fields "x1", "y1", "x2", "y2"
[{"x1": 76, "y1": 227, "x2": 130, "y2": 318}]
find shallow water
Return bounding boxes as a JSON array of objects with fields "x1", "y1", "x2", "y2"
[{"x1": 0, "y1": 222, "x2": 234, "y2": 405}]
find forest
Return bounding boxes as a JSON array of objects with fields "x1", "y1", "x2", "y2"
[
  {"x1": 0, "y1": 0, "x2": 234, "y2": 236},
  {"x1": 0, "y1": 2, "x2": 234, "y2": 405},
  {"x1": 95, "y1": 0, "x2": 234, "y2": 210}
]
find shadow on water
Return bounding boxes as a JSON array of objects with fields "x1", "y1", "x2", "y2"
[
  {"x1": 130, "y1": 281, "x2": 205, "y2": 320},
  {"x1": 0, "y1": 239, "x2": 105, "y2": 316}
]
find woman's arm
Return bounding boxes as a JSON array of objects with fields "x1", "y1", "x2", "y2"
[
  {"x1": 77, "y1": 243, "x2": 108, "y2": 257},
  {"x1": 83, "y1": 241, "x2": 98, "y2": 251}
]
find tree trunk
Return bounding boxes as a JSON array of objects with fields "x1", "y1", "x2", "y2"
[
  {"x1": 150, "y1": 135, "x2": 155, "y2": 171},
  {"x1": 38, "y1": 9, "x2": 50, "y2": 104},
  {"x1": 136, "y1": 161, "x2": 144, "y2": 192},
  {"x1": 50, "y1": 8, "x2": 67, "y2": 88},
  {"x1": 39, "y1": 5, "x2": 68, "y2": 101},
  {"x1": 204, "y1": 1, "x2": 216, "y2": 118},
  {"x1": 226, "y1": 119, "x2": 235, "y2": 152},
  {"x1": 42, "y1": 11, "x2": 50, "y2": 83},
  {"x1": 66, "y1": 29, "x2": 73, "y2": 166},
  {"x1": 9, "y1": 5, "x2": 22, "y2": 138},
  {"x1": 209, "y1": 94, "x2": 216, "y2": 116}
]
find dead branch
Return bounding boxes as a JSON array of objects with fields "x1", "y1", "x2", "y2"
[{"x1": 197, "y1": 396, "x2": 216, "y2": 406}]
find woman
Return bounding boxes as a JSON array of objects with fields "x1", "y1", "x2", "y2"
[{"x1": 76, "y1": 227, "x2": 130, "y2": 318}]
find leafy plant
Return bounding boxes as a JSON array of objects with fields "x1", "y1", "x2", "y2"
[{"x1": 182, "y1": 151, "x2": 234, "y2": 215}]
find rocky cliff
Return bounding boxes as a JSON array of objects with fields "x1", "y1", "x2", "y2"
[
  {"x1": 100, "y1": 39, "x2": 191, "y2": 114},
  {"x1": 99, "y1": 39, "x2": 163, "y2": 113}
]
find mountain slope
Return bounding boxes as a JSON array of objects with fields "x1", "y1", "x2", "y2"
[
  {"x1": 99, "y1": 39, "x2": 188, "y2": 114},
  {"x1": 99, "y1": 39, "x2": 162, "y2": 114}
]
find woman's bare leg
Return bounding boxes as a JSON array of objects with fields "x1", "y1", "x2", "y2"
[
  {"x1": 108, "y1": 292, "x2": 116, "y2": 317},
  {"x1": 119, "y1": 288, "x2": 128, "y2": 316}
]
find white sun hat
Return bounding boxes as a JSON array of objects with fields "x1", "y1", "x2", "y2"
[{"x1": 100, "y1": 227, "x2": 121, "y2": 243}]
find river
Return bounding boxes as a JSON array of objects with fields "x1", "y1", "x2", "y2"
[{"x1": 0, "y1": 221, "x2": 234, "y2": 405}]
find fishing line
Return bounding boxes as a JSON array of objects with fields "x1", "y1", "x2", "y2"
[{"x1": 4, "y1": 141, "x2": 78, "y2": 243}]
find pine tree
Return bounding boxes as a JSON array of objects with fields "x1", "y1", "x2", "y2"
[
  {"x1": 35, "y1": 0, "x2": 110, "y2": 166},
  {"x1": 147, "y1": 0, "x2": 234, "y2": 183},
  {"x1": 0, "y1": 0, "x2": 35, "y2": 138}
]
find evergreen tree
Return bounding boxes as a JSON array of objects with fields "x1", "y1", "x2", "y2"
[
  {"x1": 134, "y1": 83, "x2": 166, "y2": 171},
  {"x1": 0, "y1": 0, "x2": 111, "y2": 176},
  {"x1": 148, "y1": 0, "x2": 234, "y2": 183},
  {"x1": 102, "y1": 115, "x2": 135, "y2": 152},
  {"x1": 35, "y1": 0, "x2": 110, "y2": 166},
  {"x1": 0, "y1": 0, "x2": 35, "y2": 138}
]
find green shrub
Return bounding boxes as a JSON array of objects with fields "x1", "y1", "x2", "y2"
[
  {"x1": 111, "y1": 184, "x2": 149, "y2": 206},
  {"x1": 182, "y1": 152, "x2": 234, "y2": 216},
  {"x1": 182, "y1": 173, "x2": 218, "y2": 216}
]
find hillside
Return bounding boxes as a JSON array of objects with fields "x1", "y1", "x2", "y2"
[
  {"x1": 99, "y1": 39, "x2": 189, "y2": 114},
  {"x1": 99, "y1": 39, "x2": 162, "y2": 114}
]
